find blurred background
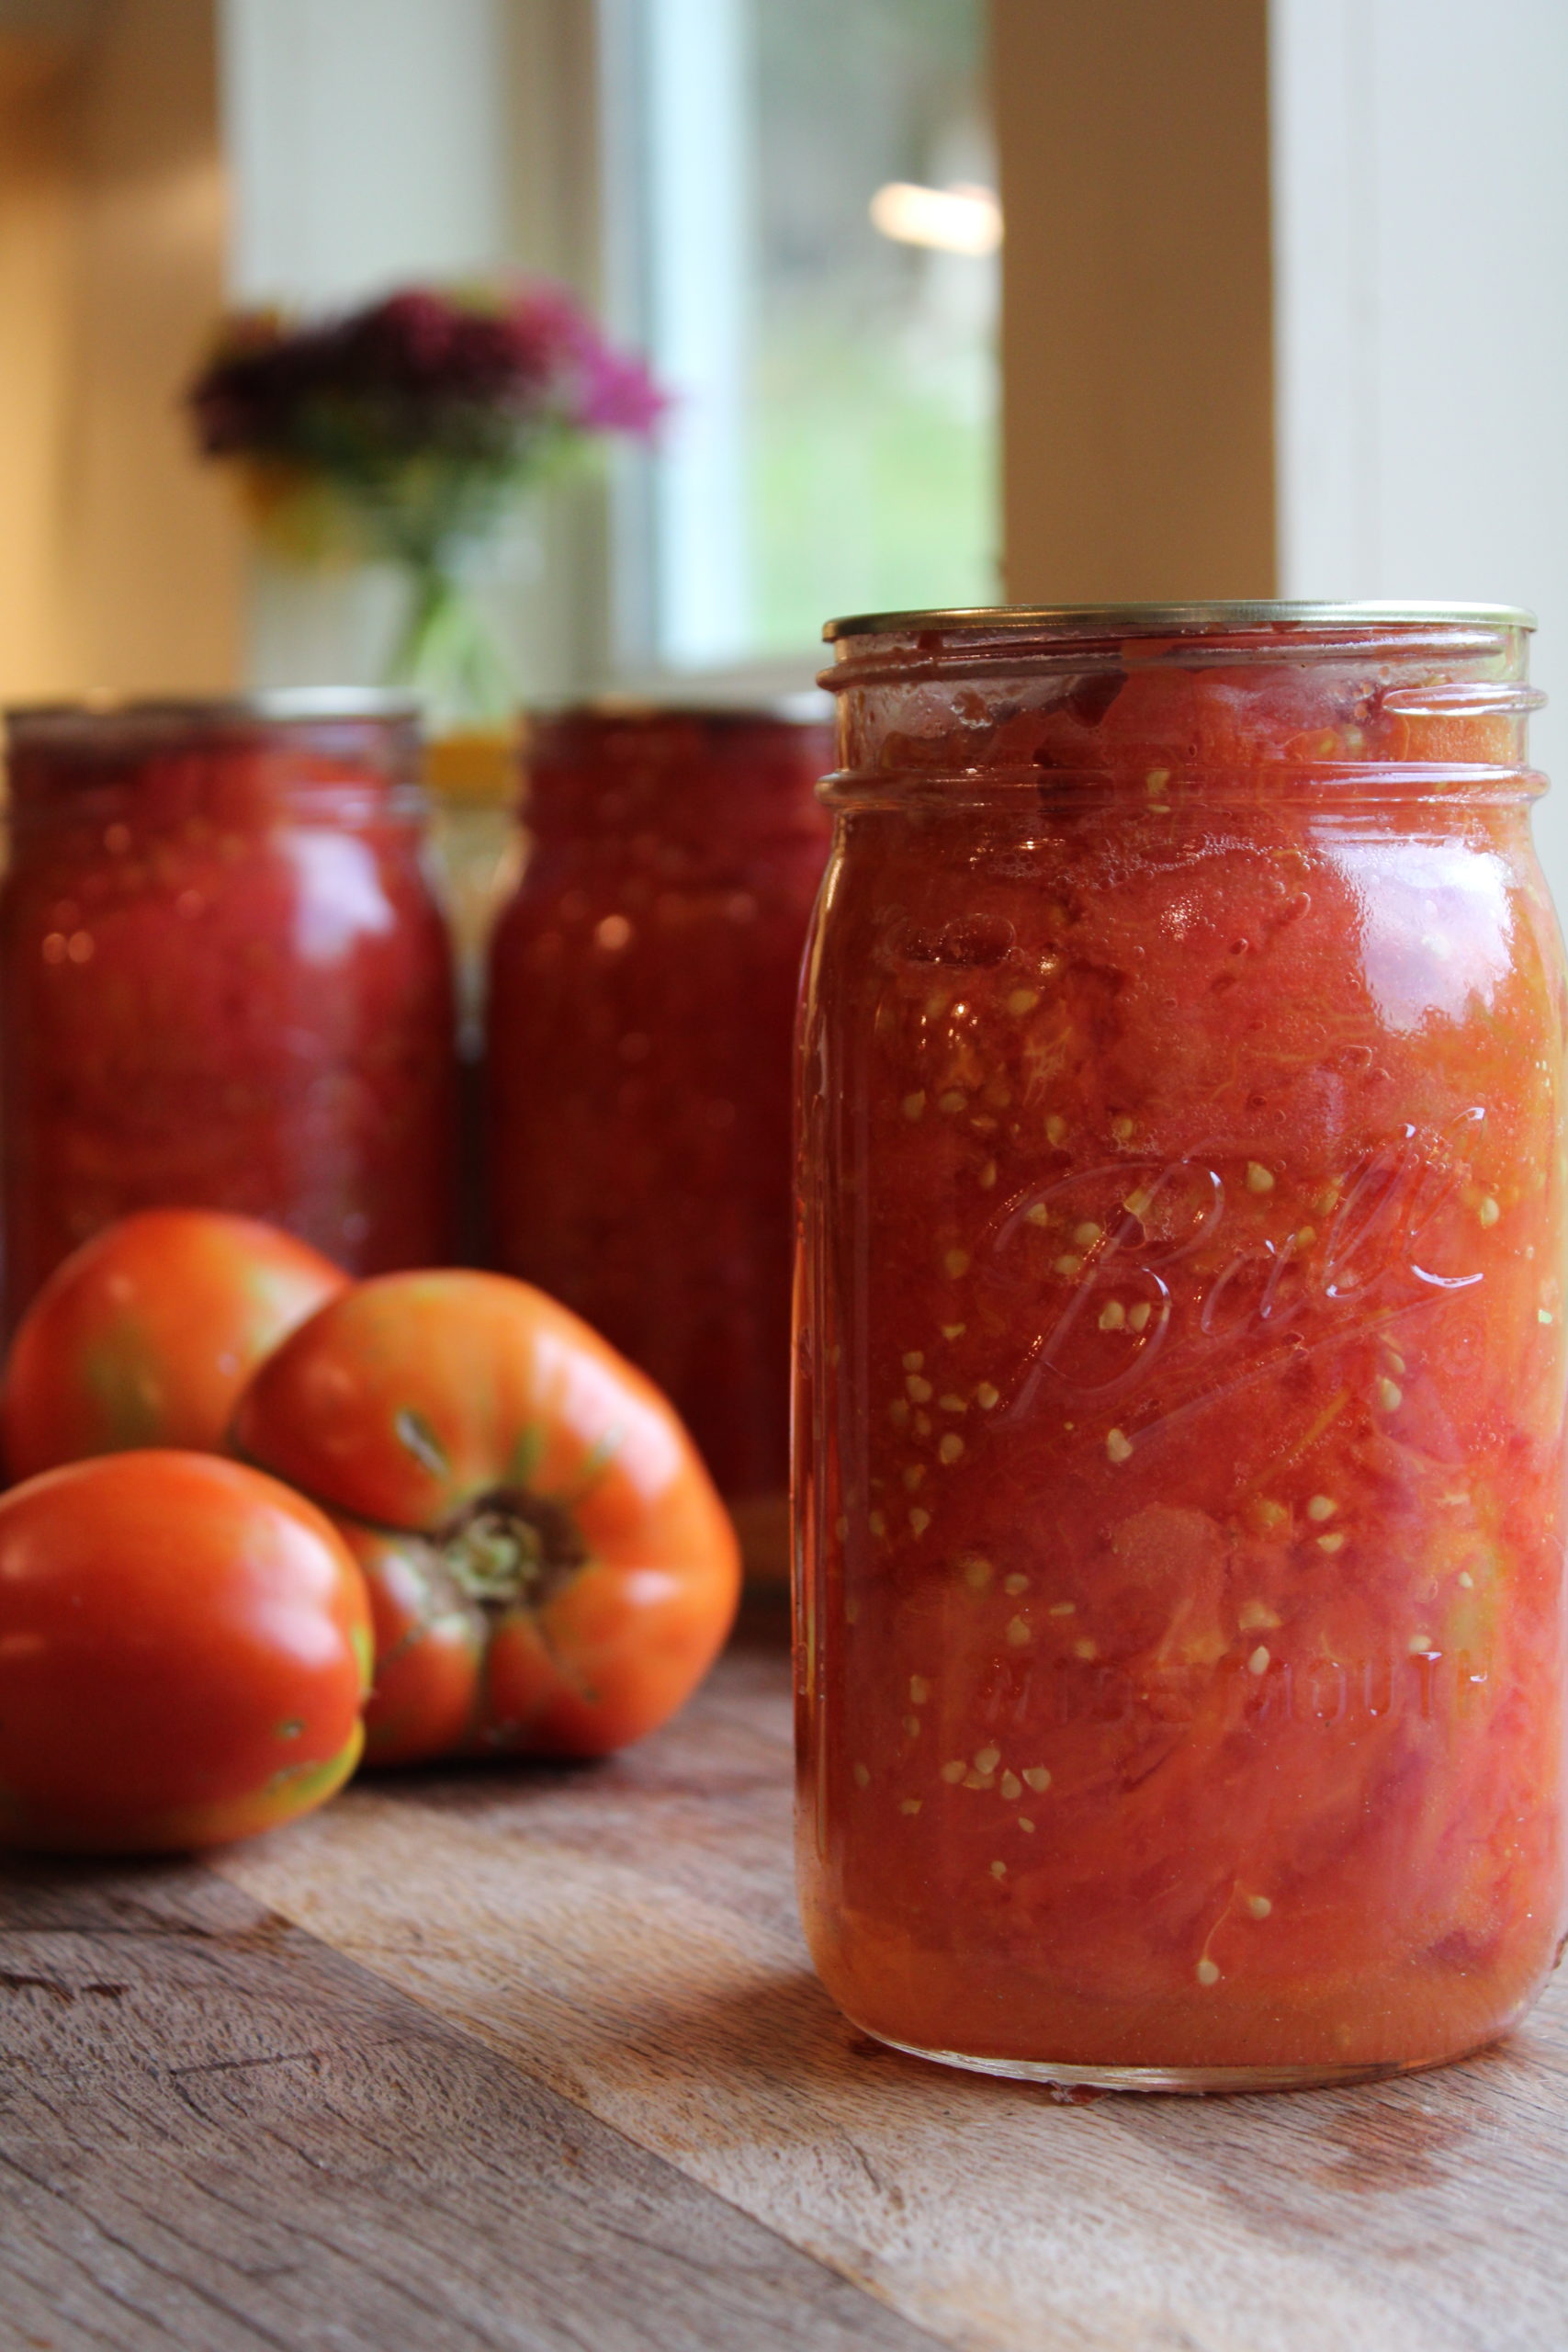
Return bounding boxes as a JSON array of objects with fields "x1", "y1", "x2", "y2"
[{"x1": 1, "y1": 0, "x2": 1566, "y2": 871}]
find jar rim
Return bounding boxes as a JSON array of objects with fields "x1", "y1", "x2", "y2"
[
  {"x1": 532, "y1": 691, "x2": 832, "y2": 728},
  {"x1": 4, "y1": 688, "x2": 421, "y2": 739},
  {"x1": 821, "y1": 599, "x2": 1537, "y2": 643}
]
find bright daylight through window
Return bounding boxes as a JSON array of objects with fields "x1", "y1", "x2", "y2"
[{"x1": 621, "y1": 0, "x2": 998, "y2": 674}]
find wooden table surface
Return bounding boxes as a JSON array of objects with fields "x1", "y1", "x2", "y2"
[{"x1": 5, "y1": 1603, "x2": 1567, "y2": 2352}]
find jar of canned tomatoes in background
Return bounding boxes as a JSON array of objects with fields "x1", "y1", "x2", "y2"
[
  {"x1": 795, "y1": 602, "x2": 1567, "y2": 2089},
  {"x1": 1, "y1": 694, "x2": 458, "y2": 1321},
  {"x1": 487, "y1": 698, "x2": 833, "y2": 1581}
]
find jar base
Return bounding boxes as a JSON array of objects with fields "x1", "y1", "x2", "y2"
[{"x1": 857, "y1": 2024, "x2": 1499, "y2": 2096}]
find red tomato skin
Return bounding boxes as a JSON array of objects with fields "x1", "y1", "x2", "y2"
[
  {"x1": 0, "y1": 1451, "x2": 371, "y2": 1853},
  {"x1": 344, "y1": 1523, "x2": 484, "y2": 1767},
  {"x1": 510, "y1": 1557, "x2": 739, "y2": 1758},
  {"x1": 233, "y1": 1270, "x2": 741, "y2": 1762},
  {"x1": 1, "y1": 1210, "x2": 346, "y2": 1479}
]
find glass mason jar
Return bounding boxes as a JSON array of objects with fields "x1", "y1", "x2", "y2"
[
  {"x1": 487, "y1": 699, "x2": 833, "y2": 1579},
  {"x1": 795, "y1": 603, "x2": 1567, "y2": 2091},
  {"x1": 1, "y1": 694, "x2": 458, "y2": 1321}
]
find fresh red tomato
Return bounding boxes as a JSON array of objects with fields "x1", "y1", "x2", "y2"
[
  {"x1": 1, "y1": 1209, "x2": 346, "y2": 1480},
  {"x1": 0, "y1": 1451, "x2": 371, "y2": 1853},
  {"x1": 232, "y1": 1269, "x2": 740, "y2": 1763}
]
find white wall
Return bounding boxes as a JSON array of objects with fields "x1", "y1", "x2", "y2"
[
  {"x1": 216, "y1": 0, "x2": 616, "y2": 700},
  {"x1": 1270, "y1": 0, "x2": 1568, "y2": 898},
  {"x1": 218, "y1": 0, "x2": 525, "y2": 693},
  {"x1": 220, "y1": 0, "x2": 511, "y2": 304}
]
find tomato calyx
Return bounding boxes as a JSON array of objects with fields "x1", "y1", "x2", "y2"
[{"x1": 433, "y1": 1484, "x2": 589, "y2": 1615}]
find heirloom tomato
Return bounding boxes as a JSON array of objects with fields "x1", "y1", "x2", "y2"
[
  {"x1": 0, "y1": 1451, "x2": 370, "y2": 1853},
  {"x1": 1, "y1": 1209, "x2": 345, "y2": 1479},
  {"x1": 233, "y1": 1270, "x2": 740, "y2": 1763}
]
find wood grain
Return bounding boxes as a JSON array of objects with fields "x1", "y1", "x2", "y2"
[
  {"x1": 214, "y1": 1621, "x2": 1568, "y2": 2352},
  {"x1": 0, "y1": 1851, "x2": 942, "y2": 2351}
]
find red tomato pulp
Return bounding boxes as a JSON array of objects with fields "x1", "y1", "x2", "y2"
[
  {"x1": 0, "y1": 702, "x2": 457, "y2": 1318},
  {"x1": 796, "y1": 614, "x2": 1568, "y2": 2083},
  {"x1": 487, "y1": 706, "x2": 831, "y2": 1573}
]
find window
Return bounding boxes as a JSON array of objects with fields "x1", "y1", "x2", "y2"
[
  {"x1": 214, "y1": 0, "x2": 996, "y2": 697},
  {"x1": 612, "y1": 0, "x2": 998, "y2": 676}
]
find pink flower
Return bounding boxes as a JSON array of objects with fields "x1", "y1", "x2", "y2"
[
  {"x1": 504, "y1": 284, "x2": 667, "y2": 435},
  {"x1": 187, "y1": 281, "x2": 665, "y2": 470}
]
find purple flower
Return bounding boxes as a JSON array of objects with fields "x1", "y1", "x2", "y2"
[
  {"x1": 504, "y1": 285, "x2": 667, "y2": 435},
  {"x1": 186, "y1": 280, "x2": 666, "y2": 564}
]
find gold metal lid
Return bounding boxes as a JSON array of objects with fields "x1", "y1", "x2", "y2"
[{"x1": 822, "y1": 600, "x2": 1537, "y2": 641}]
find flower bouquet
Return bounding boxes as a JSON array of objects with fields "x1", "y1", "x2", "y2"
[{"x1": 187, "y1": 283, "x2": 663, "y2": 725}]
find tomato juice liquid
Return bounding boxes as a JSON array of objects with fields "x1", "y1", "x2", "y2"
[
  {"x1": 0, "y1": 698, "x2": 458, "y2": 1322},
  {"x1": 795, "y1": 607, "x2": 1568, "y2": 2088}
]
